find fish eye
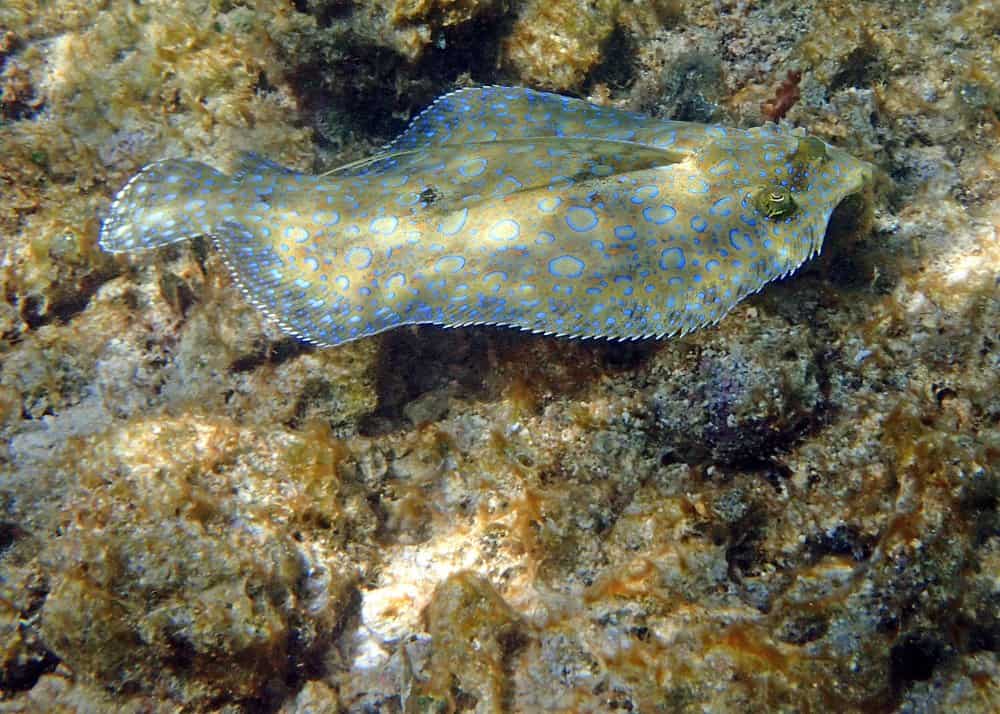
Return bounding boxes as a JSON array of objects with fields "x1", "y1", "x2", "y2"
[{"x1": 753, "y1": 185, "x2": 798, "y2": 219}]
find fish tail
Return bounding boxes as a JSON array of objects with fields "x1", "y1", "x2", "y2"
[{"x1": 99, "y1": 159, "x2": 229, "y2": 253}]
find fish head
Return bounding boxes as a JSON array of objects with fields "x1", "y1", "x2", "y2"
[{"x1": 695, "y1": 127, "x2": 874, "y2": 258}]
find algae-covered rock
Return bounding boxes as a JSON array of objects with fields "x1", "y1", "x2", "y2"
[
  {"x1": 650, "y1": 319, "x2": 823, "y2": 465},
  {"x1": 421, "y1": 572, "x2": 524, "y2": 712},
  {"x1": 37, "y1": 415, "x2": 363, "y2": 706}
]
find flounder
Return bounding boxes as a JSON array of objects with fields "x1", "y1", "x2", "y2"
[{"x1": 99, "y1": 85, "x2": 873, "y2": 346}]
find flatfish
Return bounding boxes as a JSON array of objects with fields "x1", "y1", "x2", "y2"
[{"x1": 99, "y1": 85, "x2": 873, "y2": 346}]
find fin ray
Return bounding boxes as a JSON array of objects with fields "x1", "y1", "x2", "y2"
[{"x1": 99, "y1": 159, "x2": 226, "y2": 253}]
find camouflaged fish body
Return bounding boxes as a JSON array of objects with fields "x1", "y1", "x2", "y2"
[{"x1": 100, "y1": 85, "x2": 873, "y2": 346}]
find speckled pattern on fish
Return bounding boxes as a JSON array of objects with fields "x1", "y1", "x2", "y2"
[{"x1": 99, "y1": 85, "x2": 873, "y2": 346}]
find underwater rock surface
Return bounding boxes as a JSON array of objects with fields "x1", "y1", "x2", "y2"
[{"x1": 0, "y1": 0, "x2": 997, "y2": 712}]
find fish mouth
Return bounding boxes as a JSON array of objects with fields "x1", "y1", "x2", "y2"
[{"x1": 824, "y1": 153, "x2": 876, "y2": 247}]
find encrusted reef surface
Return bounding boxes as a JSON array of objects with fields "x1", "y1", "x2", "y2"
[{"x1": 1, "y1": 1, "x2": 998, "y2": 712}]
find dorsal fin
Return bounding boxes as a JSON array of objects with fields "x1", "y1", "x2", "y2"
[
  {"x1": 232, "y1": 152, "x2": 296, "y2": 181},
  {"x1": 384, "y1": 85, "x2": 709, "y2": 154}
]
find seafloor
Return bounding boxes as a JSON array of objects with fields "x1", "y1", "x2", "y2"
[{"x1": 0, "y1": 1, "x2": 997, "y2": 712}]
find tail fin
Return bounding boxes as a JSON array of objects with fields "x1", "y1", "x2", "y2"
[{"x1": 99, "y1": 159, "x2": 228, "y2": 253}]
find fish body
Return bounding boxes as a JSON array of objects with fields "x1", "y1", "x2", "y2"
[{"x1": 99, "y1": 85, "x2": 873, "y2": 346}]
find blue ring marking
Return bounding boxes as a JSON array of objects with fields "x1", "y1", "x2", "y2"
[
  {"x1": 385, "y1": 272, "x2": 406, "y2": 291},
  {"x1": 659, "y1": 246, "x2": 686, "y2": 271},
  {"x1": 614, "y1": 225, "x2": 637, "y2": 240},
  {"x1": 687, "y1": 177, "x2": 711, "y2": 194},
  {"x1": 370, "y1": 216, "x2": 398, "y2": 235},
  {"x1": 284, "y1": 226, "x2": 310, "y2": 243},
  {"x1": 591, "y1": 164, "x2": 614, "y2": 177},
  {"x1": 536, "y1": 231, "x2": 556, "y2": 245},
  {"x1": 396, "y1": 192, "x2": 421, "y2": 207},
  {"x1": 653, "y1": 130, "x2": 677, "y2": 147},
  {"x1": 566, "y1": 206, "x2": 599, "y2": 232},
  {"x1": 549, "y1": 255, "x2": 586, "y2": 278},
  {"x1": 729, "y1": 228, "x2": 755, "y2": 250},
  {"x1": 705, "y1": 259, "x2": 720, "y2": 272},
  {"x1": 346, "y1": 246, "x2": 374, "y2": 270},
  {"x1": 642, "y1": 205, "x2": 677, "y2": 225},
  {"x1": 313, "y1": 210, "x2": 341, "y2": 225},
  {"x1": 709, "y1": 159, "x2": 739, "y2": 176},
  {"x1": 434, "y1": 255, "x2": 466, "y2": 273},
  {"x1": 500, "y1": 175, "x2": 524, "y2": 192},
  {"x1": 437, "y1": 207, "x2": 469, "y2": 236},
  {"x1": 335, "y1": 275, "x2": 350, "y2": 291},
  {"x1": 709, "y1": 196, "x2": 733, "y2": 217},
  {"x1": 537, "y1": 196, "x2": 562, "y2": 213},
  {"x1": 483, "y1": 271, "x2": 507, "y2": 291},
  {"x1": 304, "y1": 257, "x2": 320, "y2": 272},
  {"x1": 458, "y1": 157, "x2": 488, "y2": 178},
  {"x1": 630, "y1": 185, "x2": 659, "y2": 204},
  {"x1": 690, "y1": 216, "x2": 708, "y2": 233},
  {"x1": 490, "y1": 219, "x2": 520, "y2": 241}
]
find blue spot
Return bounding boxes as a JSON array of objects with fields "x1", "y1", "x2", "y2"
[
  {"x1": 385, "y1": 272, "x2": 406, "y2": 291},
  {"x1": 370, "y1": 216, "x2": 398, "y2": 235},
  {"x1": 285, "y1": 226, "x2": 311, "y2": 243},
  {"x1": 549, "y1": 255, "x2": 586, "y2": 279},
  {"x1": 336, "y1": 276, "x2": 350, "y2": 291},
  {"x1": 346, "y1": 247, "x2": 374, "y2": 270},
  {"x1": 458, "y1": 157, "x2": 488, "y2": 177},
  {"x1": 490, "y1": 219, "x2": 520, "y2": 241},
  {"x1": 435, "y1": 255, "x2": 466, "y2": 273},
  {"x1": 566, "y1": 206, "x2": 599, "y2": 232},
  {"x1": 536, "y1": 231, "x2": 556, "y2": 245},
  {"x1": 304, "y1": 257, "x2": 319, "y2": 271},
  {"x1": 438, "y1": 207, "x2": 468, "y2": 236},
  {"x1": 705, "y1": 259, "x2": 720, "y2": 272},
  {"x1": 538, "y1": 196, "x2": 562, "y2": 213},
  {"x1": 630, "y1": 185, "x2": 659, "y2": 204},
  {"x1": 729, "y1": 228, "x2": 753, "y2": 251},
  {"x1": 709, "y1": 196, "x2": 733, "y2": 217},
  {"x1": 483, "y1": 271, "x2": 507, "y2": 291},
  {"x1": 687, "y1": 177, "x2": 710, "y2": 194},
  {"x1": 659, "y1": 247, "x2": 686, "y2": 271},
  {"x1": 690, "y1": 216, "x2": 708, "y2": 233},
  {"x1": 313, "y1": 210, "x2": 340, "y2": 225},
  {"x1": 615, "y1": 225, "x2": 637, "y2": 241},
  {"x1": 653, "y1": 130, "x2": 677, "y2": 147},
  {"x1": 642, "y1": 205, "x2": 677, "y2": 225},
  {"x1": 709, "y1": 159, "x2": 738, "y2": 176}
]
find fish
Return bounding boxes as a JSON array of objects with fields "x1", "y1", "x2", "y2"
[{"x1": 99, "y1": 85, "x2": 873, "y2": 347}]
